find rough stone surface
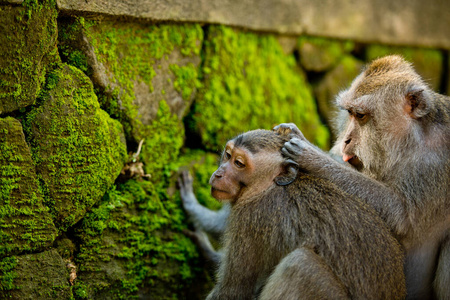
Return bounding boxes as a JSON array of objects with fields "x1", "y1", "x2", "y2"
[
  {"x1": 0, "y1": 117, "x2": 57, "y2": 258},
  {"x1": 132, "y1": 47, "x2": 201, "y2": 124},
  {"x1": 72, "y1": 179, "x2": 209, "y2": 299},
  {"x1": 298, "y1": 37, "x2": 354, "y2": 72},
  {"x1": 0, "y1": 250, "x2": 72, "y2": 299},
  {"x1": 58, "y1": 19, "x2": 202, "y2": 143},
  {"x1": 188, "y1": 26, "x2": 330, "y2": 151},
  {"x1": 25, "y1": 64, "x2": 127, "y2": 231},
  {"x1": 0, "y1": 1, "x2": 59, "y2": 114},
  {"x1": 56, "y1": 0, "x2": 450, "y2": 49}
]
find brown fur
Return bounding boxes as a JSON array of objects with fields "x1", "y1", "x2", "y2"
[
  {"x1": 279, "y1": 55, "x2": 450, "y2": 299},
  {"x1": 207, "y1": 129, "x2": 405, "y2": 300}
]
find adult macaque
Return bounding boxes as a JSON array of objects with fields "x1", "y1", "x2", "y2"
[
  {"x1": 276, "y1": 55, "x2": 450, "y2": 299},
  {"x1": 201, "y1": 129, "x2": 405, "y2": 299}
]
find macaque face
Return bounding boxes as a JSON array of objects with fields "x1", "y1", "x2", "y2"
[
  {"x1": 209, "y1": 141, "x2": 255, "y2": 201},
  {"x1": 339, "y1": 106, "x2": 369, "y2": 169},
  {"x1": 209, "y1": 132, "x2": 286, "y2": 203}
]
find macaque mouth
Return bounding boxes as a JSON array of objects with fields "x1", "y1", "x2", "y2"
[
  {"x1": 211, "y1": 187, "x2": 234, "y2": 200},
  {"x1": 348, "y1": 156, "x2": 363, "y2": 169},
  {"x1": 211, "y1": 187, "x2": 229, "y2": 194}
]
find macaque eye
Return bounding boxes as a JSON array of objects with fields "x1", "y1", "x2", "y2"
[
  {"x1": 355, "y1": 113, "x2": 368, "y2": 121},
  {"x1": 234, "y1": 159, "x2": 245, "y2": 168},
  {"x1": 348, "y1": 109, "x2": 368, "y2": 121},
  {"x1": 224, "y1": 151, "x2": 231, "y2": 160}
]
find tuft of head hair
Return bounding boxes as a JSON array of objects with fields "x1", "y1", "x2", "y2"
[
  {"x1": 233, "y1": 129, "x2": 290, "y2": 154},
  {"x1": 363, "y1": 55, "x2": 412, "y2": 77},
  {"x1": 354, "y1": 55, "x2": 425, "y2": 98}
]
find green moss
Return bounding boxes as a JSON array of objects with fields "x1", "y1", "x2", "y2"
[
  {"x1": 0, "y1": 117, "x2": 57, "y2": 257},
  {"x1": 73, "y1": 179, "x2": 207, "y2": 299},
  {"x1": 140, "y1": 100, "x2": 184, "y2": 182},
  {"x1": 59, "y1": 18, "x2": 203, "y2": 142},
  {"x1": 0, "y1": 0, "x2": 60, "y2": 114},
  {"x1": 23, "y1": 64, "x2": 127, "y2": 232},
  {"x1": 188, "y1": 26, "x2": 330, "y2": 151},
  {"x1": 58, "y1": 18, "x2": 90, "y2": 74},
  {"x1": 170, "y1": 63, "x2": 202, "y2": 101},
  {"x1": 0, "y1": 256, "x2": 18, "y2": 292}
]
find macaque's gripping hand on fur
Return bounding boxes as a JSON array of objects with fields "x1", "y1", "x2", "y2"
[
  {"x1": 272, "y1": 123, "x2": 305, "y2": 139},
  {"x1": 274, "y1": 123, "x2": 323, "y2": 172}
]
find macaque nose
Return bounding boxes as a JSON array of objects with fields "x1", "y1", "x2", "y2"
[{"x1": 213, "y1": 168, "x2": 224, "y2": 178}]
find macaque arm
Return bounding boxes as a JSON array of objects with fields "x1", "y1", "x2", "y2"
[
  {"x1": 282, "y1": 137, "x2": 410, "y2": 235},
  {"x1": 183, "y1": 229, "x2": 222, "y2": 265},
  {"x1": 206, "y1": 236, "x2": 264, "y2": 299},
  {"x1": 259, "y1": 248, "x2": 349, "y2": 300},
  {"x1": 178, "y1": 171, "x2": 229, "y2": 237}
]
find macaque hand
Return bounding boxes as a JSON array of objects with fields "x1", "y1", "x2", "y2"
[
  {"x1": 281, "y1": 137, "x2": 320, "y2": 170},
  {"x1": 272, "y1": 123, "x2": 305, "y2": 140},
  {"x1": 177, "y1": 170, "x2": 197, "y2": 209}
]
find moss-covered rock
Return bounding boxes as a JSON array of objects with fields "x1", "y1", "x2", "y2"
[
  {"x1": 0, "y1": 0, "x2": 60, "y2": 114},
  {"x1": 72, "y1": 179, "x2": 209, "y2": 299},
  {"x1": 187, "y1": 25, "x2": 330, "y2": 152},
  {"x1": 69, "y1": 147, "x2": 222, "y2": 299},
  {"x1": 0, "y1": 117, "x2": 57, "y2": 257},
  {"x1": 366, "y1": 45, "x2": 444, "y2": 92},
  {"x1": 24, "y1": 64, "x2": 127, "y2": 232},
  {"x1": 298, "y1": 36, "x2": 354, "y2": 72},
  {"x1": 58, "y1": 18, "x2": 203, "y2": 142},
  {"x1": 138, "y1": 100, "x2": 185, "y2": 182},
  {"x1": 0, "y1": 250, "x2": 72, "y2": 299}
]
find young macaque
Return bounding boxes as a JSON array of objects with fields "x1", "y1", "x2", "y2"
[{"x1": 181, "y1": 129, "x2": 406, "y2": 299}]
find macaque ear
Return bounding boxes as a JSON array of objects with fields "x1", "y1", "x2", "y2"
[
  {"x1": 275, "y1": 159, "x2": 298, "y2": 186},
  {"x1": 405, "y1": 86, "x2": 431, "y2": 119}
]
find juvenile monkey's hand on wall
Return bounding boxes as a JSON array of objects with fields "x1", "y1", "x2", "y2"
[
  {"x1": 178, "y1": 170, "x2": 197, "y2": 211},
  {"x1": 177, "y1": 170, "x2": 224, "y2": 264},
  {"x1": 177, "y1": 170, "x2": 229, "y2": 238}
]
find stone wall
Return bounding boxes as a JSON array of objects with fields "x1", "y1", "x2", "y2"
[{"x1": 0, "y1": 0, "x2": 448, "y2": 299}]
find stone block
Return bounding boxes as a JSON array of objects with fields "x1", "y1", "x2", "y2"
[
  {"x1": 0, "y1": 250, "x2": 72, "y2": 299},
  {"x1": 0, "y1": 117, "x2": 57, "y2": 257},
  {"x1": 0, "y1": 1, "x2": 59, "y2": 114},
  {"x1": 58, "y1": 19, "x2": 202, "y2": 142},
  {"x1": 24, "y1": 64, "x2": 127, "y2": 231},
  {"x1": 56, "y1": 0, "x2": 450, "y2": 49},
  {"x1": 187, "y1": 25, "x2": 330, "y2": 151},
  {"x1": 298, "y1": 36, "x2": 354, "y2": 72}
]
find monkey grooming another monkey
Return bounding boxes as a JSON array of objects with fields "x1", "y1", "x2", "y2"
[
  {"x1": 276, "y1": 55, "x2": 449, "y2": 300},
  {"x1": 201, "y1": 129, "x2": 405, "y2": 300}
]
